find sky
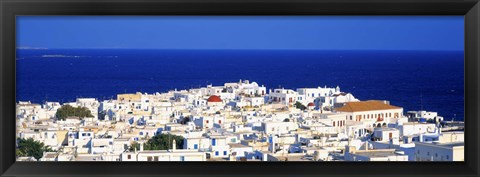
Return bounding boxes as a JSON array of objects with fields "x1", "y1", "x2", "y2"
[{"x1": 16, "y1": 16, "x2": 464, "y2": 50}]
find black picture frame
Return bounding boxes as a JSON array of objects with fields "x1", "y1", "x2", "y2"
[{"x1": 1, "y1": 0, "x2": 479, "y2": 176}]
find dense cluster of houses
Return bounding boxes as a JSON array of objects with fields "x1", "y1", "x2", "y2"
[{"x1": 16, "y1": 80, "x2": 464, "y2": 161}]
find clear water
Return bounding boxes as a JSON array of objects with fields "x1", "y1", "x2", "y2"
[{"x1": 16, "y1": 49, "x2": 464, "y2": 120}]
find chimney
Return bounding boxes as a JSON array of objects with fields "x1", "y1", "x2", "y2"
[{"x1": 172, "y1": 139, "x2": 177, "y2": 151}]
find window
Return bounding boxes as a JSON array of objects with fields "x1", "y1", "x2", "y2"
[
  {"x1": 127, "y1": 155, "x2": 131, "y2": 159},
  {"x1": 206, "y1": 120, "x2": 209, "y2": 123},
  {"x1": 224, "y1": 151, "x2": 227, "y2": 155},
  {"x1": 215, "y1": 151, "x2": 219, "y2": 156},
  {"x1": 212, "y1": 139, "x2": 216, "y2": 146},
  {"x1": 154, "y1": 156, "x2": 159, "y2": 161},
  {"x1": 147, "y1": 156, "x2": 153, "y2": 161},
  {"x1": 194, "y1": 144, "x2": 198, "y2": 149},
  {"x1": 140, "y1": 132, "x2": 143, "y2": 135}
]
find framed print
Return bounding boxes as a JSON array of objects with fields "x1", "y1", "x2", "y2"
[{"x1": 1, "y1": 0, "x2": 479, "y2": 177}]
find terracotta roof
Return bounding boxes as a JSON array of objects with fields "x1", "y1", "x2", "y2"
[
  {"x1": 207, "y1": 95, "x2": 222, "y2": 102},
  {"x1": 335, "y1": 100, "x2": 401, "y2": 112}
]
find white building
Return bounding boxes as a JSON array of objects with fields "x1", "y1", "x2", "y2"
[
  {"x1": 398, "y1": 122, "x2": 437, "y2": 136},
  {"x1": 268, "y1": 89, "x2": 299, "y2": 106},
  {"x1": 261, "y1": 121, "x2": 299, "y2": 135},
  {"x1": 406, "y1": 110, "x2": 443, "y2": 123},
  {"x1": 345, "y1": 144, "x2": 408, "y2": 161},
  {"x1": 372, "y1": 128, "x2": 400, "y2": 145},
  {"x1": 335, "y1": 100, "x2": 403, "y2": 128},
  {"x1": 414, "y1": 142, "x2": 464, "y2": 161},
  {"x1": 121, "y1": 149, "x2": 206, "y2": 161},
  {"x1": 208, "y1": 135, "x2": 231, "y2": 158}
]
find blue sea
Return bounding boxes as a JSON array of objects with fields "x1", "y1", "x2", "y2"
[{"x1": 16, "y1": 49, "x2": 464, "y2": 121}]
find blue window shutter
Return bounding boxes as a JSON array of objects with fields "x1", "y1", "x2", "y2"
[
  {"x1": 224, "y1": 151, "x2": 227, "y2": 155},
  {"x1": 212, "y1": 139, "x2": 216, "y2": 146},
  {"x1": 215, "y1": 151, "x2": 219, "y2": 156},
  {"x1": 194, "y1": 144, "x2": 198, "y2": 149}
]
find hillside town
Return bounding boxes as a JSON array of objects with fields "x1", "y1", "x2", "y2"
[{"x1": 16, "y1": 80, "x2": 464, "y2": 162}]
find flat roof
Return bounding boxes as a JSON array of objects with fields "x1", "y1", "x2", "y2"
[
  {"x1": 402, "y1": 122, "x2": 435, "y2": 125},
  {"x1": 353, "y1": 150, "x2": 402, "y2": 157},
  {"x1": 228, "y1": 143, "x2": 251, "y2": 148},
  {"x1": 138, "y1": 150, "x2": 204, "y2": 154},
  {"x1": 374, "y1": 127, "x2": 398, "y2": 131},
  {"x1": 416, "y1": 141, "x2": 464, "y2": 148}
]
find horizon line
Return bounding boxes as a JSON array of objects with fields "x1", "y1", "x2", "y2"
[{"x1": 15, "y1": 48, "x2": 465, "y2": 52}]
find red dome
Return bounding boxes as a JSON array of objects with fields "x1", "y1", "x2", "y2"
[
  {"x1": 307, "y1": 102, "x2": 315, "y2": 107},
  {"x1": 207, "y1": 95, "x2": 222, "y2": 102}
]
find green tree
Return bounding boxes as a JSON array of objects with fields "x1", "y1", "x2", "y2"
[
  {"x1": 16, "y1": 138, "x2": 54, "y2": 160},
  {"x1": 144, "y1": 134, "x2": 184, "y2": 150},
  {"x1": 55, "y1": 105, "x2": 94, "y2": 120},
  {"x1": 294, "y1": 101, "x2": 307, "y2": 111},
  {"x1": 128, "y1": 134, "x2": 185, "y2": 152}
]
